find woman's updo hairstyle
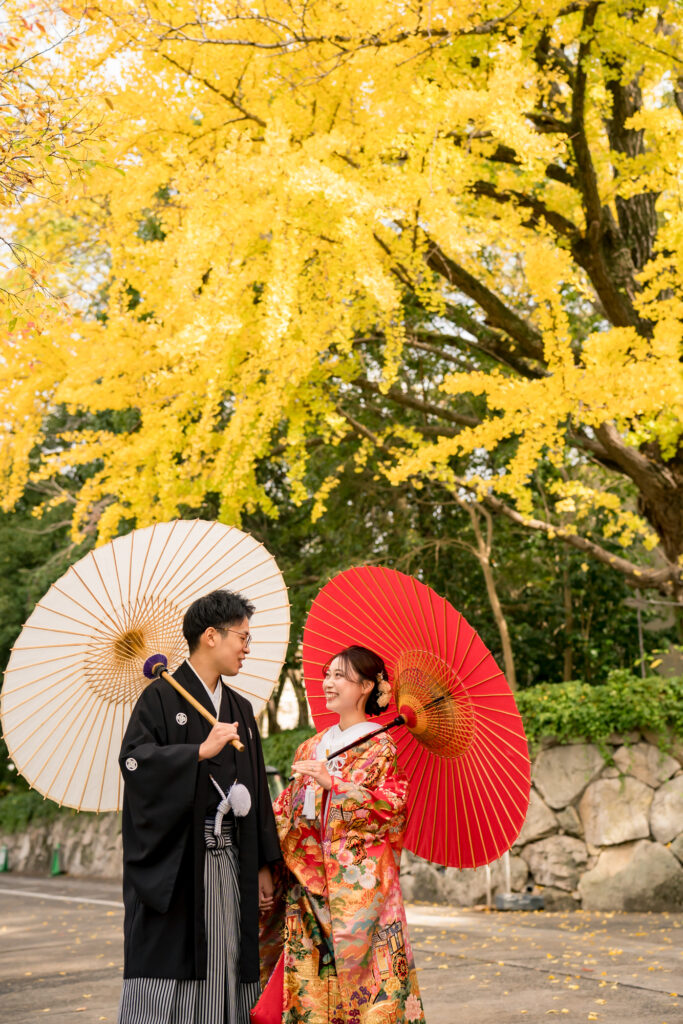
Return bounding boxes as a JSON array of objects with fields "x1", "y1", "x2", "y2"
[{"x1": 326, "y1": 645, "x2": 391, "y2": 717}]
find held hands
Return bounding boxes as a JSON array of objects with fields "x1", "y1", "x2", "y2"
[
  {"x1": 198, "y1": 721, "x2": 240, "y2": 761},
  {"x1": 258, "y1": 865, "x2": 274, "y2": 913},
  {"x1": 291, "y1": 759, "x2": 332, "y2": 791}
]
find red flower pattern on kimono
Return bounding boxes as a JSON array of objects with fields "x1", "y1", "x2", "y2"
[{"x1": 262, "y1": 730, "x2": 426, "y2": 1024}]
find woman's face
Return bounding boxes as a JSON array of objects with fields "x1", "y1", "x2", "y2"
[{"x1": 323, "y1": 656, "x2": 372, "y2": 716}]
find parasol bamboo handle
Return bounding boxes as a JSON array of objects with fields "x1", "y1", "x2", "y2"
[
  {"x1": 287, "y1": 717, "x2": 402, "y2": 782},
  {"x1": 160, "y1": 670, "x2": 245, "y2": 752},
  {"x1": 287, "y1": 696, "x2": 447, "y2": 781}
]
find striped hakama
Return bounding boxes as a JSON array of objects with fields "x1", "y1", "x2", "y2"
[{"x1": 117, "y1": 818, "x2": 261, "y2": 1024}]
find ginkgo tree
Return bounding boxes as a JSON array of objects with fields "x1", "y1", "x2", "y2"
[
  {"x1": 0, "y1": 1, "x2": 98, "y2": 324},
  {"x1": 2, "y1": 1, "x2": 682, "y2": 608}
]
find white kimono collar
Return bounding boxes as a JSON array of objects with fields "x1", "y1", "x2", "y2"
[
  {"x1": 184, "y1": 659, "x2": 222, "y2": 718},
  {"x1": 315, "y1": 720, "x2": 379, "y2": 760},
  {"x1": 301, "y1": 720, "x2": 380, "y2": 821}
]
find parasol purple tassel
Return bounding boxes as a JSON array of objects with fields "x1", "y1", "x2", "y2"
[{"x1": 143, "y1": 653, "x2": 168, "y2": 679}]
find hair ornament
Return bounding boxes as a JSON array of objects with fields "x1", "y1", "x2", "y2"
[{"x1": 376, "y1": 672, "x2": 392, "y2": 708}]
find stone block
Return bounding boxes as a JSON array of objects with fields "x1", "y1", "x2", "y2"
[
  {"x1": 555, "y1": 805, "x2": 583, "y2": 837},
  {"x1": 613, "y1": 742, "x2": 679, "y2": 788},
  {"x1": 539, "y1": 886, "x2": 580, "y2": 911},
  {"x1": 532, "y1": 743, "x2": 605, "y2": 809},
  {"x1": 670, "y1": 833, "x2": 683, "y2": 865},
  {"x1": 0, "y1": 813, "x2": 123, "y2": 879},
  {"x1": 521, "y1": 835, "x2": 588, "y2": 891},
  {"x1": 650, "y1": 776, "x2": 683, "y2": 844},
  {"x1": 578, "y1": 777, "x2": 653, "y2": 847},
  {"x1": 607, "y1": 731, "x2": 640, "y2": 746},
  {"x1": 400, "y1": 848, "x2": 420, "y2": 870},
  {"x1": 514, "y1": 788, "x2": 558, "y2": 846},
  {"x1": 578, "y1": 840, "x2": 683, "y2": 911},
  {"x1": 441, "y1": 865, "x2": 488, "y2": 906},
  {"x1": 641, "y1": 729, "x2": 683, "y2": 765},
  {"x1": 491, "y1": 854, "x2": 529, "y2": 894},
  {"x1": 441, "y1": 855, "x2": 528, "y2": 907},
  {"x1": 400, "y1": 862, "x2": 446, "y2": 903},
  {"x1": 400, "y1": 847, "x2": 528, "y2": 907}
]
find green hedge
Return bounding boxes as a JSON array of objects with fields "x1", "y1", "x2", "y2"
[
  {"x1": 261, "y1": 673, "x2": 683, "y2": 775},
  {"x1": 261, "y1": 727, "x2": 315, "y2": 779},
  {"x1": 0, "y1": 789, "x2": 77, "y2": 834},
  {"x1": 515, "y1": 671, "x2": 683, "y2": 751}
]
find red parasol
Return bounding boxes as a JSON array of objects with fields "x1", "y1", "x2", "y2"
[{"x1": 302, "y1": 565, "x2": 530, "y2": 869}]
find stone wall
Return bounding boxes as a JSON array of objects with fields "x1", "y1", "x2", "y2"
[
  {"x1": 400, "y1": 734, "x2": 683, "y2": 911},
  {"x1": 0, "y1": 811, "x2": 122, "y2": 880},
  {"x1": 2, "y1": 734, "x2": 683, "y2": 912}
]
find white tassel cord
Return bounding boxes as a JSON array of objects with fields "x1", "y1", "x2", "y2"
[
  {"x1": 302, "y1": 786, "x2": 316, "y2": 820},
  {"x1": 227, "y1": 782, "x2": 251, "y2": 816},
  {"x1": 303, "y1": 749, "x2": 344, "y2": 820},
  {"x1": 209, "y1": 776, "x2": 252, "y2": 836}
]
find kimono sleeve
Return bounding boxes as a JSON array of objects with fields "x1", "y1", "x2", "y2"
[
  {"x1": 272, "y1": 784, "x2": 293, "y2": 845},
  {"x1": 119, "y1": 683, "x2": 199, "y2": 913},
  {"x1": 271, "y1": 735, "x2": 317, "y2": 844},
  {"x1": 327, "y1": 745, "x2": 409, "y2": 839}
]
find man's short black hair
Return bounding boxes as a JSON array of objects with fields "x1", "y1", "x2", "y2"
[{"x1": 182, "y1": 589, "x2": 255, "y2": 653}]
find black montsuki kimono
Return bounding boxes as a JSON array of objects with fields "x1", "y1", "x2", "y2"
[{"x1": 118, "y1": 660, "x2": 281, "y2": 983}]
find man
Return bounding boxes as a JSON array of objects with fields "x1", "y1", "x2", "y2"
[{"x1": 117, "y1": 589, "x2": 281, "y2": 1024}]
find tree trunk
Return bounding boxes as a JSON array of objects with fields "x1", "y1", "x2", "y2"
[
  {"x1": 288, "y1": 668, "x2": 311, "y2": 729},
  {"x1": 266, "y1": 674, "x2": 287, "y2": 735},
  {"x1": 462, "y1": 501, "x2": 518, "y2": 691},
  {"x1": 562, "y1": 562, "x2": 574, "y2": 682}
]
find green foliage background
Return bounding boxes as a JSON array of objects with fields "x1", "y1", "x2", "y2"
[
  {"x1": 260, "y1": 673, "x2": 683, "y2": 776},
  {"x1": 516, "y1": 672, "x2": 683, "y2": 753},
  {"x1": 1, "y1": 674, "x2": 681, "y2": 833},
  {"x1": 261, "y1": 727, "x2": 316, "y2": 779}
]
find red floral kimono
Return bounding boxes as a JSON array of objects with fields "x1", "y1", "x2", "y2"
[{"x1": 262, "y1": 729, "x2": 425, "y2": 1024}]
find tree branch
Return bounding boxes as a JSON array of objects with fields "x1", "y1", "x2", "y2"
[
  {"x1": 334, "y1": 402, "x2": 391, "y2": 454},
  {"x1": 567, "y1": 2, "x2": 648, "y2": 332},
  {"x1": 424, "y1": 240, "x2": 545, "y2": 362},
  {"x1": 470, "y1": 180, "x2": 579, "y2": 240},
  {"x1": 570, "y1": 2, "x2": 603, "y2": 227},
  {"x1": 336, "y1": 402, "x2": 679, "y2": 597},
  {"x1": 151, "y1": 9, "x2": 526, "y2": 56},
  {"x1": 355, "y1": 378, "x2": 480, "y2": 428},
  {"x1": 160, "y1": 53, "x2": 266, "y2": 127},
  {"x1": 482, "y1": 490, "x2": 679, "y2": 595}
]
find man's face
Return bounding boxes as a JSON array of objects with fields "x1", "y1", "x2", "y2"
[{"x1": 207, "y1": 616, "x2": 250, "y2": 677}]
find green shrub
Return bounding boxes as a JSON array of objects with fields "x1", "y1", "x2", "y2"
[
  {"x1": 261, "y1": 675, "x2": 683, "y2": 776},
  {"x1": 261, "y1": 727, "x2": 315, "y2": 778},
  {"x1": 0, "y1": 789, "x2": 76, "y2": 834},
  {"x1": 515, "y1": 671, "x2": 683, "y2": 752}
]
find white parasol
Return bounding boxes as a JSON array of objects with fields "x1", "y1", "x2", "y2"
[{"x1": 0, "y1": 519, "x2": 290, "y2": 812}]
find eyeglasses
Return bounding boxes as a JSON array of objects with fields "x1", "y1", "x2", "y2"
[{"x1": 226, "y1": 629, "x2": 252, "y2": 648}]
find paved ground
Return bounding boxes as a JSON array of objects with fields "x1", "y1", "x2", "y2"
[{"x1": 0, "y1": 876, "x2": 681, "y2": 1023}]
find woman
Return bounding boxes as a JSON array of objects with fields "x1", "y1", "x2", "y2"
[{"x1": 264, "y1": 645, "x2": 425, "y2": 1024}]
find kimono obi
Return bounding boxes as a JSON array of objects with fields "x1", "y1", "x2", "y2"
[{"x1": 204, "y1": 814, "x2": 236, "y2": 850}]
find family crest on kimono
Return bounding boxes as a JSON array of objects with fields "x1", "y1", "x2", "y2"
[
  {"x1": 261, "y1": 645, "x2": 426, "y2": 1024},
  {"x1": 117, "y1": 589, "x2": 281, "y2": 1024}
]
